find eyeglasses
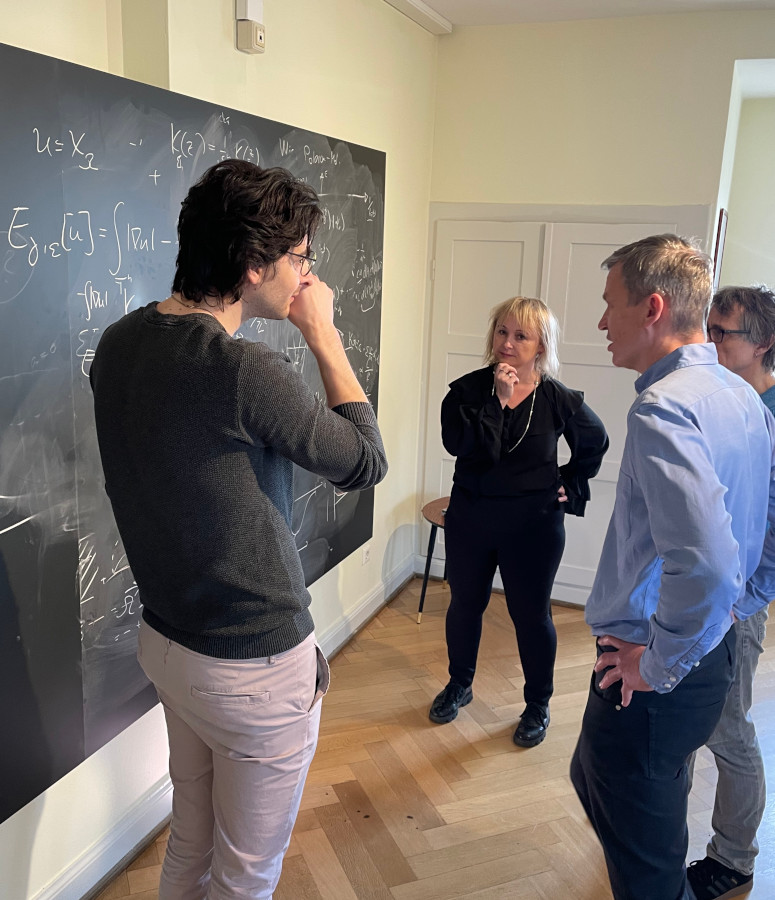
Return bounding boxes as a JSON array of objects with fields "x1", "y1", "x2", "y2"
[
  {"x1": 707, "y1": 325, "x2": 751, "y2": 344},
  {"x1": 286, "y1": 250, "x2": 317, "y2": 277}
]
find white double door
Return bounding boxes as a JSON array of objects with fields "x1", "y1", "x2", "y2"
[{"x1": 421, "y1": 215, "x2": 699, "y2": 604}]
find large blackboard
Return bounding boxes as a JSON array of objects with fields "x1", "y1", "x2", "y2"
[{"x1": 0, "y1": 42, "x2": 384, "y2": 823}]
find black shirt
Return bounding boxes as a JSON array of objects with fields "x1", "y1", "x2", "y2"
[{"x1": 441, "y1": 366, "x2": 609, "y2": 515}]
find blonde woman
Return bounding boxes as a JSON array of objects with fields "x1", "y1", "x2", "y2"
[{"x1": 429, "y1": 297, "x2": 608, "y2": 747}]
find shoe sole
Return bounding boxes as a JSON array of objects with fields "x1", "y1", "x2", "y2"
[
  {"x1": 513, "y1": 712, "x2": 550, "y2": 748},
  {"x1": 688, "y1": 881, "x2": 753, "y2": 900},
  {"x1": 512, "y1": 729, "x2": 547, "y2": 748},
  {"x1": 428, "y1": 690, "x2": 473, "y2": 724},
  {"x1": 721, "y1": 886, "x2": 753, "y2": 899},
  {"x1": 688, "y1": 883, "x2": 753, "y2": 900}
]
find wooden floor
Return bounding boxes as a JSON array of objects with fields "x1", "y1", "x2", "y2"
[{"x1": 94, "y1": 577, "x2": 775, "y2": 900}]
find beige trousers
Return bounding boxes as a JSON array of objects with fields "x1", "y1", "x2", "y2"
[{"x1": 138, "y1": 619, "x2": 329, "y2": 900}]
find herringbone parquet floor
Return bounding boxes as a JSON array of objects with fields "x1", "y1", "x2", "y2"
[{"x1": 93, "y1": 577, "x2": 775, "y2": 899}]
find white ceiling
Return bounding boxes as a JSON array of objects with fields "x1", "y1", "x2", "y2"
[{"x1": 419, "y1": 0, "x2": 775, "y2": 26}]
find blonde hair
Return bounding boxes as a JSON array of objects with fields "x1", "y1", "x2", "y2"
[{"x1": 483, "y1": 296, "x2": 560, "y2": 378}]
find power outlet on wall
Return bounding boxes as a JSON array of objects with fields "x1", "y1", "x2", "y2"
[{"x1": 362, "y1": 545, "x2": 371, "y2": 566}]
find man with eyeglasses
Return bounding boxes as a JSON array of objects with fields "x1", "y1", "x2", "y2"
[
  {"x1": 685, "y1": 285, "x2": 775, "y2": 900},
  {"x1": 90, "y1": 159, "x2": 387, "y2": 899},
  {"x1": 570, "y1": 236, "x2": 775, "y2": 900}
]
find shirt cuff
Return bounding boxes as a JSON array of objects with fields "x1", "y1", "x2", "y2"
[
  {"x1": 639, "y1": 651, "x2": 691, "y2": 693},
  {"x1": 639, "y1": 622, "x2": 727, "y2": 692},
  {"x1": 332, "y1": 401, "x2": 377, "y2": 426}
]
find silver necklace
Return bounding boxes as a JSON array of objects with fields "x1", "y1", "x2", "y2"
[{"x1": 506, "y1": 380, "x2": 540, "y2": 453}]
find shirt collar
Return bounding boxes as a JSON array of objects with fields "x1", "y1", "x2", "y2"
[{"x1": 634, "y1": 342, "x2": 718, "y2": 394}]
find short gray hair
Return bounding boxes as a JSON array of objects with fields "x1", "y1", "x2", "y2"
[
  {"x1": 712, "y1": 285, "x2": 775, "y2": 372},
  {"x1": 602, "y1": 234, "x2": 712, "y2": 336}
]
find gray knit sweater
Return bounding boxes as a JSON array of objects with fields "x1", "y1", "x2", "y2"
[{"x1": 90, "y1": 303, "x2": 387, "y2": 658}]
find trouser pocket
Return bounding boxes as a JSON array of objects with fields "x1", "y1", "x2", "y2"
[{"x1": 309, "y1": 643, "x2": 330, "y2": 711}]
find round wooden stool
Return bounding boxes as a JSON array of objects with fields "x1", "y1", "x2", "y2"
[{"x1": 417, "y1": 496, "x2": 450, "y2": 624}]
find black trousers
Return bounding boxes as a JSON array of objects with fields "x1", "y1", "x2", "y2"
[
  {"x1": 443, "y1": 485, "x2": 565, "y2": 705},
  {"x1": 570, "y1": 631, "x2": 735, "y2": 900}
]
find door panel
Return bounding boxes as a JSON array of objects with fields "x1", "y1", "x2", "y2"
[{"x1": 543, "y1": 222, "x2": 676, "y2": 367}]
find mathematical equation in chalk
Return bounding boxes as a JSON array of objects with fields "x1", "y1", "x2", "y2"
[
  {"x1": 79, "y1": 532, "x2": 141, "y2": 644},
  {"x1": 170, "y1": 121, "x2": 260, "y2": 170},
  {"x1": 6, "y1": 201, "x2": 175, "y2": 277},
  {"x1": 10, "y1": 115, "x2": 382, "y2": 398},
  {"x1": 31, "y1": 117, "x2": 261, "y2": 178}
]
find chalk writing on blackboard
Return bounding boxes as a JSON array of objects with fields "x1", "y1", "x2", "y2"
[{"x1": 0, "y1": 40, "x2": 385, "y2": 823}]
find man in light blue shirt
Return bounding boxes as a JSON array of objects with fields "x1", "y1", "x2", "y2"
[{"x1": 570, "y1": 235, "x2": 775, "y2": 900}]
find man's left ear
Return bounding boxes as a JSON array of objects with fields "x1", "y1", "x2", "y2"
[
  {"x1": 644, "y1": 292, "x2": 666, "y2": 327},
  {"x1": 245, "y1": 267, "x2": 263, "y2": 286}
]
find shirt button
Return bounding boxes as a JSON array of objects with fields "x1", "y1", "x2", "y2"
[
  {"x1": 615, "y1": 705, "x2": 621, "y2": 711},
  {"x1": 694, "y1": 661, "x2": 700, "y2": 667},
  {"x1": 663, "y1": 683, "x2": 672, "y2": 688},
  {"x1": 669, "y1": 677, "x2": 677, "y2": 682}
]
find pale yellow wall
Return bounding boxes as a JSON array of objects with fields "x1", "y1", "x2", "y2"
[
  {"x1": 720, "y1": 98, "x2": 775, "y2": 287},
  {"x1": 432, "y1": 11, "x2": 775, "y2": 207},
  {"x1": 0, "y1": 0, "x2": 109, "y2": 67},
  {"x1": 0, "y1": 1, "x2": 437, "y2": 897}
]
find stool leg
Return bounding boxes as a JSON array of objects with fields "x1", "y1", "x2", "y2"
[{"x1": 417, "y1": 524, "x2": 438, "y2": 624}]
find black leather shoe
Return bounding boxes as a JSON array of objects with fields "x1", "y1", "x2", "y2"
[
  {"x1": 513, "y1": 702, "x2": 550, "y2": 747},
  {"x1": 429, "y1": 681, "x2": 473, "y2": 724}
]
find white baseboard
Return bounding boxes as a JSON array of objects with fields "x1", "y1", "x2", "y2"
[
  {"x1": 551, "y1": 582, "x2": 590, "y2": 606},
  {"x1": 35, "y1": 777, "x2": 172, "y2": 900},
  {"x1": 413, "y1": 554, "x2": 445, "y2": 581},
  {"x1": 412, "y1": 557, "x2": 587, "y2": 607},
  {"x1": 414, "y1": 555, "x2": 509, "y2": 591},
  {"x1": 319, "y1": 554, "x2": 415, "y2": 658}
]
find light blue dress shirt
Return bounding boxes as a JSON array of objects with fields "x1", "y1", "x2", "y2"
[{"x1": 586, "y1": 343, "x2": 775, "y2": 692}]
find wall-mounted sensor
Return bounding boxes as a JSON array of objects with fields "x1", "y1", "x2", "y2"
[{"x1": 236, "y1": 19, "x2": 265, "y2": 53}]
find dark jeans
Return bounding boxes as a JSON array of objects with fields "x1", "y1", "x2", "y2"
[
  {"x1": 443, "y1": 485, "x2": 565, "y2": 705},
  {"x1": 570, "y1": 631, "x2": 736, "y2": 900}
]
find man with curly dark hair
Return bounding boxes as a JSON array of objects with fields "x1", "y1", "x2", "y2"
[{"x1": 90, "y1": 159, "x2": 387, "y2": 899}]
